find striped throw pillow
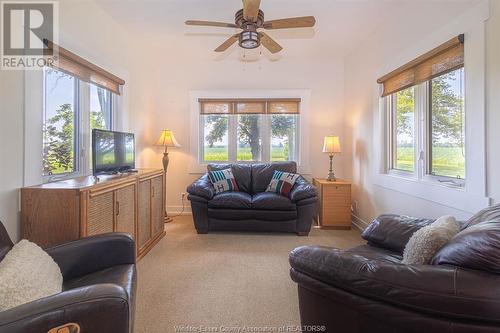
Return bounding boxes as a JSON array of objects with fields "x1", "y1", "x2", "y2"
[
  {"x1": 266, "y1": 170, "x2": 300, "y2": 197},
  {"x1": 208, "y1": 169, "x2": 239, "y2": 194}
]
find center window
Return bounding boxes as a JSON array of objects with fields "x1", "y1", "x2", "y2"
[{"x1": 199, "y1": 99, "x2": 300, "y2": 163}]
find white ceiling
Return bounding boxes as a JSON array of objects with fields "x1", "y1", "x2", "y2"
[{"x1": 95, "y1": 0, "x2": 479, "y2": 58}]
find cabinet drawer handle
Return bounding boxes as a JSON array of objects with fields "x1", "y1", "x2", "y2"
[{"x1": 116, "y1": 201, "x2": 120, "y2": 216}]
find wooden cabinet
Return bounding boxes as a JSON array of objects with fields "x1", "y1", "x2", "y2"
[
  {"x1": 151, "y1": 175, "x2": 164, "y2": 238},
  {"x1": 313, "y1": 178, "x2": 352, "y2": 229},
  {"x1": 21, "y1": 169, "x2": 165, "y2": 260},
  {"x1": 136, "y1": 174, "x2": 165, "y2": 255}
]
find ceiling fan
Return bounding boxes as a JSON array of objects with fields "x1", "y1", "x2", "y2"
[{"x1": 185, "y1": 0, "x2": 316, "y2": 54}]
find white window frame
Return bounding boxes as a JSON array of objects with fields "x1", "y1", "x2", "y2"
[
  {"x1": 24, "y1": 70, "x2": 120, "y2": 185},
  {"x1": 373, "y1": 0, "x2": 490, "y2": 214},
  {"x1": 189, "y1": 90, "x2": 311, "y2": 174}
]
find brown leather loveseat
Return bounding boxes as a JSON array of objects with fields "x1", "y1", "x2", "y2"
[{"x1": 290, "y1": 205, "x2": 500, "y2": 333}]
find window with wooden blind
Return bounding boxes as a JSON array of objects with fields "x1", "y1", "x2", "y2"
[
  {"x1": 198, "y1": 98, "x2": 300, "y2": 163},
  {"x1": 41, "y1": 41, "x2": 123, "y2": 181},
  {"x1": 379, "y1": 35, "x2": 466, "y2": 186}
]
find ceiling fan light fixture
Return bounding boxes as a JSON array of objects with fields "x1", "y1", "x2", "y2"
[{"x1": 239, "y1": 31, "x2": 260, "y2": 49}]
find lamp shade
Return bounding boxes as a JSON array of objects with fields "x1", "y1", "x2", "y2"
[
  {"x1": 155, "y1": 129, "x2": 181, "y2": 147},
  {"x1": 323, "y1": 136, "x2": 341, "y2": 154}
]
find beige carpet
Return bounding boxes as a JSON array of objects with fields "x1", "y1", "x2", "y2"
[{"x1": 134, "y1": 215, "x2": 364, "y2": 333}]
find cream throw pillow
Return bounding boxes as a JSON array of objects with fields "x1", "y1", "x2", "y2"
[
  {"x1": 402, "y1": 215, "x2": 460, "y2": 265},
  {"x1": 0, "y1": 240, "x2": 63, "y2": 311}
]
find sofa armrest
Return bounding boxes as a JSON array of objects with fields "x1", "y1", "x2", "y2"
[
  {"x1": 0, "y1": 284, "x2": 131, "y2": 333},
  {"x1": 187, "y1": 174, "x2": 215, "y2": 201},
  {"x1": 46, "y1": 233, "x2": 135, "y2": 280},
  {"x1": 290, "y1": 245, "x2": 500, "y2": 323},
  {"x1": 290, "y1": 176, "x2": 317, "y2": 203},
  {"x1": 361, "y1": 214, "x2": 434, "y2": 253}
]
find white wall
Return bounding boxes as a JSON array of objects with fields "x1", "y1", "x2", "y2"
[
  {"x1": 128, "y1": 43, "x2": 346, "y2": 213},
  {"x1": 486, "y1": 0, "x2": 500, "y2": 206},
  {"x1": 0, "y1": 0, "x2": 133, "y2": 240},
  {"x1": 345, "y1": 0, "x2": 499, "y2": 226}
]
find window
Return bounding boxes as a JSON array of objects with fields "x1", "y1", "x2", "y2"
[
  {"x1": 391, "y1": 87, "x2": 415, "y2": 172},
  {"x1": 428, "y1": 68, "x2": 465, "y2": 179},
  {"x1": 199, "y1": 99, "x2": 300, "y2": 163},
  {"x1": 380, "y1": 35, "x2": 466, "y2": 187},
  {"x1": 43, "y1": 69, "x2": 78, "y2": 176}
]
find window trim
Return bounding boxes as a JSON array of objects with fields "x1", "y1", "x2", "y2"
[
  {"x1": 189, "y1": 90, "x2": 311, "y2": 175},
  {"x1": 373, "y1": 1, "x2": 490, "y2": 214}
]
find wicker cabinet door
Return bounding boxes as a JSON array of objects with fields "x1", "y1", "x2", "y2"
[
  {"x1": 115, "y1": 184, "x2": 136, "y2": 240},
  {"x1": 151, "y1": 175, "x2": 164, "y2": 237},
  {"x1": 88, "y1": 191, "x2": 114, "y2": 236},
  {"x1": 137, "y1": 180, "x2": 152, "y2": 249}
]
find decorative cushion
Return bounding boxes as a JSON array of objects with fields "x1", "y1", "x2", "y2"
[
  {"x1": 362, "y1": 214, "x2": 435, "y2": 253},
  {"x1": 431, "y1": 221, "x2": 500, "y2": 273},
  {"x1": 208, "y1": 168, "x2": 239, "y2": 194},
  {"x1": 0, "y1": 239, "x2": 62, "y2": 311},
  {"x1": 251, "y1": 162, "x2": 297, "y2": 193},
  {"x1": 402, "y1": 215, "x2": 460, "y2": 265},
  {"x1": 266, "y1": 170, "x2": 300, "y2": 197}
]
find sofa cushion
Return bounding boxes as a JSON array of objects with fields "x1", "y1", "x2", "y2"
[
  {"x1": 208, "y1": 192, "x2": 252, "y2": 209},
  {"x1": 431, "y1": 221, "x2": 500, "y2": 274},
  {"x1": 251, "y1": 162, "x2": 297, "y2": 194},
  {"x1": 464, "y1": 204, "x2": 500, "y2": 228},
  {"x1": 361, "y1": 214, "x2": 435, "y2": 253},
  {"x1": 266, "y1": 171, "x2": 300, "y2": 197},
  {"x1": 208, "y1": 164, "x2": 252, "y2": 193},
  {"x1": 252, "y1": 192, "x2": 296, "y2": 211}
]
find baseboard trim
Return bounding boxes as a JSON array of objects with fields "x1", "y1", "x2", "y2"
[
  {"x1": 351, "y1": 214, "x2": 369, "y2": 231},
  {"x1": 167, "y1": 205, "x2": 192, "y2": 216}
]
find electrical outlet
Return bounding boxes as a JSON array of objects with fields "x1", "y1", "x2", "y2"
[{"x1": 181, "y1": 192, "x2": 186, "y2": 200}]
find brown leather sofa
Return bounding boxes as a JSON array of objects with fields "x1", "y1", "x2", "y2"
[
  {"x1": 290, "y1": 207, "x2": 500, "y2": 333},
  {"x1": 0, "y1": 221, "x2": 136, "y2": 333},
  {"x1": 187, "y1": 162, "x2": 318, "y2": 235}
]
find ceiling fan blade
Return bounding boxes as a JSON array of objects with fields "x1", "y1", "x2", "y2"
[
  {"x1": 243, "y1": 0, "x2": 261, "y2": 22},
  {"x1": 185, "y1": 20, "x2": 238, "y2": 28},
  {"x1": 259, "y1": 32, "x2": 283, "y2": 54},
  {"x1": 215, "y1": 34, "x2": 240, "y2": 52},
  {"x1": 263, "y1": 16, "x2": 316, "y2": 30}
]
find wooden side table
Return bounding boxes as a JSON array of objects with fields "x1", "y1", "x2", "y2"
[{"x1": 313, "y1": 178, "x2": 352, "y2": 230}]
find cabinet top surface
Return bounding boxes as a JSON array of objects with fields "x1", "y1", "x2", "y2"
[
  {"x1": 24, "y1": 169, "x2": 163, "y2": 190},
  {"x1": 313, "y1": 178, "x2": 351, "y2": 185}
]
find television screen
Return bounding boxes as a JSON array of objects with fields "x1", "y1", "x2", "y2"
[{"x1": 92, "y1": 129, "x2": 135, "y2": 175}]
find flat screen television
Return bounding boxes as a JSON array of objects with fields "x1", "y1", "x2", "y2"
[{"x1": 92, "y1": 129, "x2": 135, "y2": 175}]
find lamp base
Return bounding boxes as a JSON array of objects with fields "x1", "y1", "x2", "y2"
[
  {"x1": 326, "y1": 173, "x2": 337, "y2": 182},
  {"x1": 164, "y1": 214, "x2": 173, "y2": 223}
]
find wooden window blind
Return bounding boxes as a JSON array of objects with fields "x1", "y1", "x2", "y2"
[
  {"x1": 199, "y1": 98, "x2": 300, "y2": 114},
  {"x1": 377, "y1": 34, "x2": 464, "y2": 97},
  {"x1": 44, "y1": 39, "x2": 125, "y2": 95}
]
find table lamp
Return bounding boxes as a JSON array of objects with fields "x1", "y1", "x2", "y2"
[
  {"x1": 323, "y1": 135, "x2": 341, "y2": 181},
  {"x1": 156, "y1": 129, "x2": 181, "y2": 222}
]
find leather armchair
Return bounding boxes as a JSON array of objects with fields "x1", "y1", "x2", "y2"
[
  {"x1": 187, "y1": 162, "x2": 318, "y2": 235},
  {"x1": 290, "y1": 212, "x2": 500, "y2": 333},
  {"x1": 0, "y1": 222, "x2": 136, "y2": 333}
]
